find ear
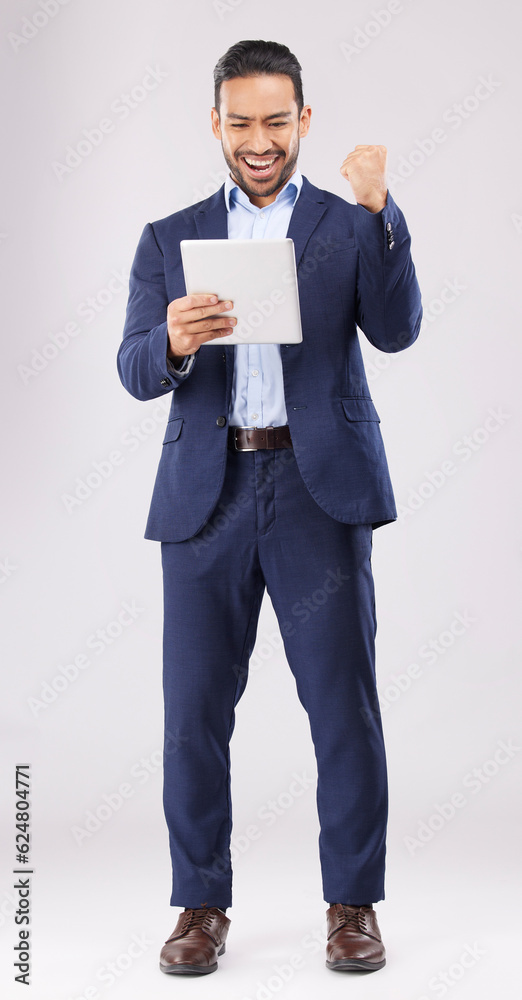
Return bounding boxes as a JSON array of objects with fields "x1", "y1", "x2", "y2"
[
  {"x1": 299, "y1": 105, "x2": 312, "y2": 139},
  {"x1": 211, "y1": 108, "x2": 221, "y2": 139}
]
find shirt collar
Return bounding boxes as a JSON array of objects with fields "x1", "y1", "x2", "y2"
[{"x1": 224, "y1": 167, "x2": 303, "y2": 213}]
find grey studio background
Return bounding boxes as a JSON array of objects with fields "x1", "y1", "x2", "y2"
[{"x1": 1, "y1": 0, "x2": 521, "y2": 998}]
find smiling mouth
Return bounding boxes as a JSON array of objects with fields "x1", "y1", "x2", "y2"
[{"x1": 240, "y1": 155, "x2": 280, "y2": 178}]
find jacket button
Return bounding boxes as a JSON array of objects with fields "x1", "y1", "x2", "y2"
[
  {"x1": 216, "y1": 416, "x2": 227, "y2": 427},
  {"x1": 386, "y1": 222, "x2": 392, "y2": 232},
  {"x1": 160, "y1": 377, "x2": 172, "y2": 387}
]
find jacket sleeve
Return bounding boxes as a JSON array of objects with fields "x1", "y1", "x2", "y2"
[
  {"x1": 354, "y1": 191, "x2": 423, "y2": 353},
  {"x1": 117, "y1": 222, "x2": 199, "y2": 400}
]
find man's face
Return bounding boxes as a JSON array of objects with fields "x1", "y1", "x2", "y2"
[{"x1": 211, "y1": 74, "x2": 311, "y2": 207}]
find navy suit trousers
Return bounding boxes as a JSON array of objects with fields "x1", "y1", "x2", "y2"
[{"x1": 160, "y1": 441, "x2": 388, "y2": 909}]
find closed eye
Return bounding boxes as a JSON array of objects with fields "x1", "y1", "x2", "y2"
[{"x1": 230, "y1": 122, "x2": 288, "y2": 128}]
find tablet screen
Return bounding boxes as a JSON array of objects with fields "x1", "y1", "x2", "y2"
[{"x1": 180, "y1": 238, "x2": 303, "y2": 345}]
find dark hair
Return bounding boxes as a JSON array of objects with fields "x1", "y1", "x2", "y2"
[{"x1": 213, "y1": 40, "x2": 304, "y2": 116}]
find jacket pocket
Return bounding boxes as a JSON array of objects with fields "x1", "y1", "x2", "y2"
[
  {"x1": 163, "y1": 416, "x2": 184, "y2": 444},
  {"x1": 324, "y1": 237, "x2": 355, "y2": 252},
  {"x1": 341, "y1": 397, "x2": 381, "y2": 422},
  {"x1": 304, "y1": 236, "x2": 355, "y2": 264}
]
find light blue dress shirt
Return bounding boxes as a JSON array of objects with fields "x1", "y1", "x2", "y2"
[
  {"x1": 169, "y1": 169, "x2": 303, "y2": 428},
  {"x1": 225, "y1": 168, "x2": 302, "y2": 428}
]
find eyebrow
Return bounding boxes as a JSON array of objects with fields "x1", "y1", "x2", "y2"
[{"x1": 225, "y1": 111, "x2": 293, "y2": 121}]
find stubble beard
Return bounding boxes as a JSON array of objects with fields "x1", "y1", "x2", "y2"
[{"x1": 223, "y1": 138, "x2": 300, "y2": 200}]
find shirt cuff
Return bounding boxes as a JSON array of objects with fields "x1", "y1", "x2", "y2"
[{"x1": 166, "y1": 353, "x2": 195, "y2": 377}]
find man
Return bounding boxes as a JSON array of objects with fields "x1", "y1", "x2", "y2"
[{"x1": 117, "y1": 39, "x2": 422, "y2": 976}]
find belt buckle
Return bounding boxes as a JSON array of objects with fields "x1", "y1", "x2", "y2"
[{"x1": 233, "y1": 425, "x2": 258, "y2": 452}]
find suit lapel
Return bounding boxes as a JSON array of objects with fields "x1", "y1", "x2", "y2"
[
  {"x1": 192, "y1": 189, "x2": 232, "y2": 384},
  {"x1": 192, "y1": 175, "x2": 328, "y2": 264},
  {"x1": 189, "y1": 175, "x2": 328, "y2": 386},
  {"x1": 194, "y1": 190, "x2": 228, "y2": 240},
  {"x1": 286, "y1": 176, "x2": 328, "y2": 270}
]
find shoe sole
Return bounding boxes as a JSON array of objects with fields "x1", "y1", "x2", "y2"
[
  {"x1": 326, "y1": 956, "x2": 386, "y2": 972},
  {"x1": 159, "y1": 943, "x2": 225, "y2": 975}
]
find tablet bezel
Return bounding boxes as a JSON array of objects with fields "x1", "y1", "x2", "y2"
[{"x1": 179, "y1": 237, "x2": 303, "y2": 346}]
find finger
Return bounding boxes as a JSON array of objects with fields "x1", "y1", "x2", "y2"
[
  {"x1": 169, "y1": 302, "x2": 234, "y2": 330},
  {"x1": 194, "y1": 316, "x2": 237, "y2": 335},
  {"x1": 179, "y1": 326, "x2": 235, "y2": 352},
  {"x1": 341, "y1": 151, "x2": 360, "y2": 166},
  {"x1": 178, "y1": 315, "x2": 237, "y2": 336},
  {"x1": 175, "y1": 293, "x2": 219, "y2": 312},
  {"x1": 192, "y1": 299, "x2": 234, "y2": 322},
  {"x1": 351, "y1": 144, "x2": 387, "y2": 156},
  {"x1": 206, "y1": 327, "x2": 234, "y2": 340}
]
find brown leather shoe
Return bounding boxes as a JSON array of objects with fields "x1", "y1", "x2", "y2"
[
  {"x1": 325, "y1": 903, "x2": 386, "y2": 972},
  {"x1": 159, "y1": 906, "x2": 230, "y2": 975}
]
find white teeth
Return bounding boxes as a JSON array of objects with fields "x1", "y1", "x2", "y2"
[{"x1": 244, "y1": 157, "x2": 276, "y2": 168}]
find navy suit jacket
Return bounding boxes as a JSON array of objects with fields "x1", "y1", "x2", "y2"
[{"x1": 117, "y1": 175, "x2": 422, "y2": 542}]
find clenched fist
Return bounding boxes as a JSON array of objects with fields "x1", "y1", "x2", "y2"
[{"x1": 340, "y1": 144, "x2": 388, "y2": 213}]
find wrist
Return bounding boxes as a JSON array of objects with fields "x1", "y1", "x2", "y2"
[
  {"x1": 167, "y1": 348, "x2": 186, "y2": 363},
  {"x1": 357, "y1": 190, "x2": 388, "y2": 214}
]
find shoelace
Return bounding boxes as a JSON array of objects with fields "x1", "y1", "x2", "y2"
[
  {"x1": 338, "y1": 904, "x2": 371, "y2": 933},
  {"x1": 180, "y1": 907, "x2": 216, "y2": 934}
]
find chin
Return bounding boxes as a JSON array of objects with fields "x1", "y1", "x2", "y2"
[{"x1": 240, "y1": 166, "x2": 284, "y2": 187}]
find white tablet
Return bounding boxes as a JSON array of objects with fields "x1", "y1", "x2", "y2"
[{"x1": 180, "y1": 238, "x2": 302, "y2": 346}]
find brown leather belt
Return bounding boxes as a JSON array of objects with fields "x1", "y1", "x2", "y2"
[{"x1": 228, "y1": 425, "x2": 293, "y2": 451}]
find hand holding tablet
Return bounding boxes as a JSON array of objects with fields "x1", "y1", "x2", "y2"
[
  {"x1": 166, "y1": 292, "x2": 237, "y2": 362},
  {"x1": 180, "y1": 238, "x2": 303, "y2": 346}
]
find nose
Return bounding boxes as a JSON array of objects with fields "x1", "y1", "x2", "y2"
[{"x1": 247, "y1": 124, "x2": 275, "y2": 154}]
